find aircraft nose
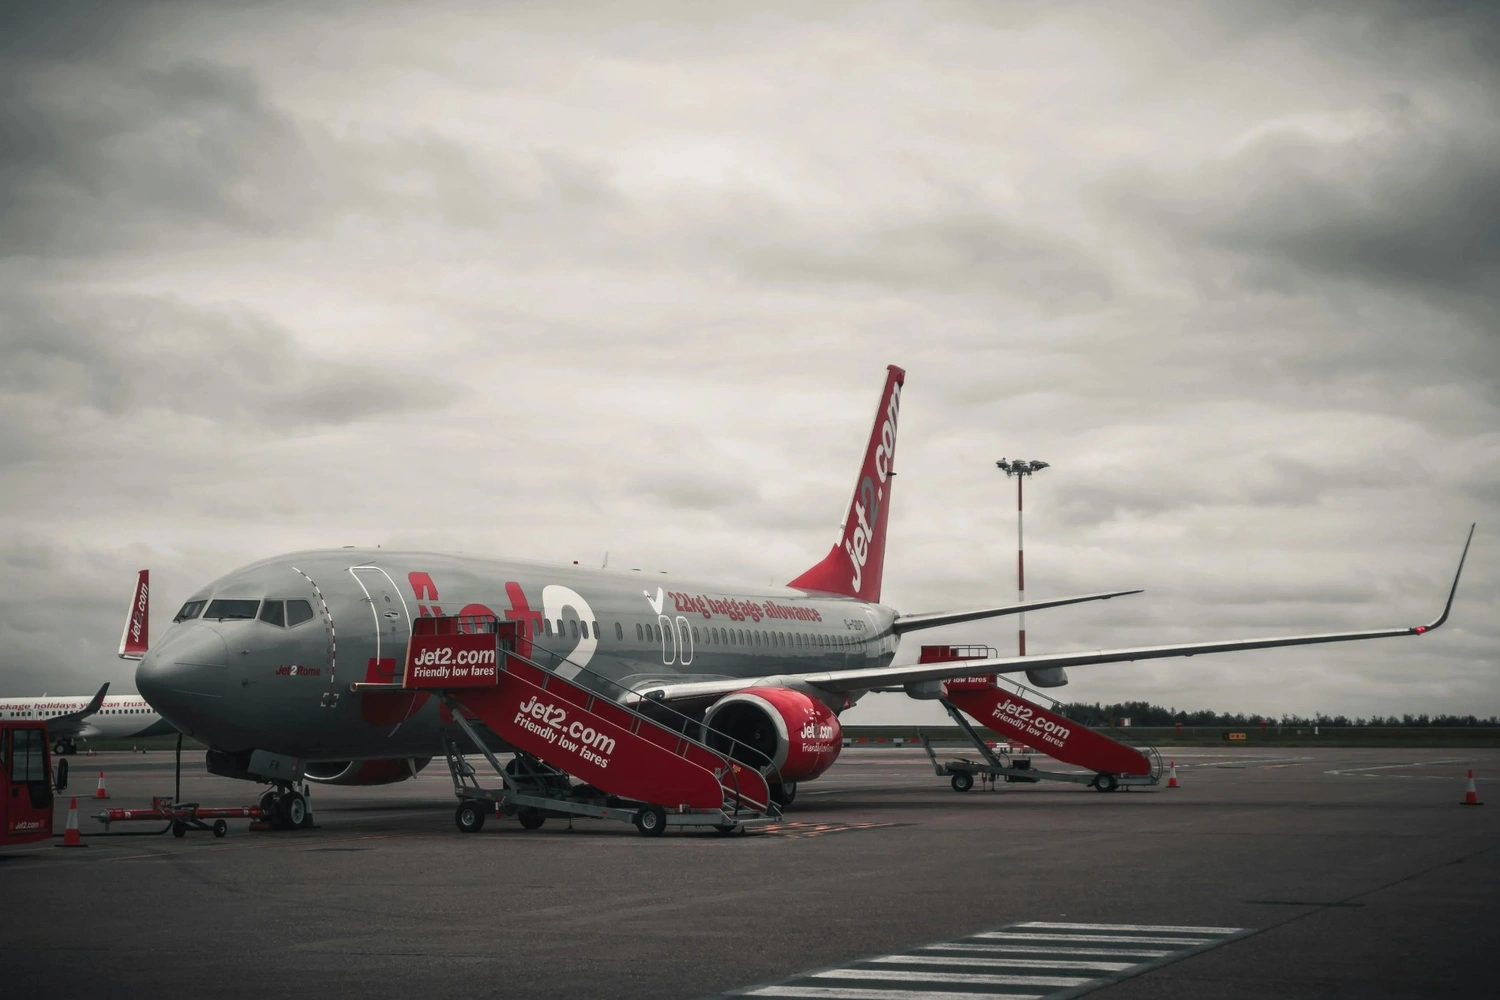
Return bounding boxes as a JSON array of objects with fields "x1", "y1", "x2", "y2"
[{"x1": 136, "y1": 623, "x2": 229, "y2": 732}]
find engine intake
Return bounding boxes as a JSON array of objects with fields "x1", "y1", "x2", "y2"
[
  {"x1": 703, "y1": 687, "x2": 841, "y2": 783},
  {"x1": 303, "y1": 757, "x2": 431, "y2": 786}
]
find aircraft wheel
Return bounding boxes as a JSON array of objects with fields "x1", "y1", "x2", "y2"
[
  {"x1": 54, "y1": 741, "x2": 69, "y2": 756},
  {"x1": 634, "y1": 804, "x2": 667, "y2": 838},
  {"x1": 517, "y1": 808, "x2": 546, "y2": 830},
  {"x1": 212, "y1": 820, "x2": 228, "y2": 838},
  {"x1": 769, "y1": 782, "x2": 797, "y2": 808},
  {"x1": 951, "y1": 771, "x2": 975, "y2": 793},
  {"x1": 172, "y1": 821, "x2": 188, "y2": 838},
  {"x1": 455, "y1": 801, "x2": 486, "y2": 833},
  {"x1": 1093, "y1": 773, "x2": 1119, "y2": 793},
  {"x1": 283, "y1": 791, "x2": 309, "y2": 828},
  {"x1": 259, "y1": 790, "x2": 278, "y2": 826}
]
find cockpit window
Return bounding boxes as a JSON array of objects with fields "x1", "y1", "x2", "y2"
[
  {"x1": 173, "y1": 600, "x2": 206, "y2": 623},
  {"x1": 286, "y1": 600, "x2": 314, "y2": 627},
  {"x1": 259, "y1": 601, "x2": 286, "y2": 627},
  {"x1": 205, "y1": 599, "x2": 260, "y2": 620}
]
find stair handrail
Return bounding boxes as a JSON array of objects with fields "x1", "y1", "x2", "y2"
[
  {"x1": 1138, "y1": 743, "x2": 1164, "y2": 781},
  {"x1": 996, "y1": 673, "x2": 1066, "y2": 710}
]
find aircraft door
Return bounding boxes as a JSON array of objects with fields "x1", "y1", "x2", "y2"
[
  {"x1": 675, "y1": 616, "x2": 694, "y2": 666},
  {"x1": 349, "y1": 567, "x2": 414, "y2": 669},
  {"x1": 658, "y1": 614, "x2": 676, "y2": 666}
]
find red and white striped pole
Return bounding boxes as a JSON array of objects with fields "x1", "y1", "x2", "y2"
[
  {"x1": 998, "y1": 459, "x2": 1049, "y2": 658},
  {"x1": 1017, "y1": 471, "x2": 1026, "y2": 657}
]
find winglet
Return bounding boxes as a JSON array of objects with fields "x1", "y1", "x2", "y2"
[
  {"x1": 117, "y1": 569, "x2": 149, "y2": 660},
  {"x1": 1414, "y1": 523, "x2": 1474, "y2": 634},
  {"x1": 82, "y1": 682, "x2": 110, "y2": 717}
]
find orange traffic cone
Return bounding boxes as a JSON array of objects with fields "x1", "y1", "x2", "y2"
[
  {"x1": 94, "y1": 771, "x2": 109, "y2": 799},
  {"x1": 1166, "y1": 761, "x2": 1180, "y2": 788},
  {"x1": 1461, "y1": 770, "x2": 1481, "y2": 806},
  {"x1": 59, "y1": 797, "x2": 85, "y2": 847}
]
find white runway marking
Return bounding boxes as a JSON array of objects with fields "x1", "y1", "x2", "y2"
[
  {"x1": 919, "y1": 942, "x2": 1172, "y2": 959},
  {"x1": 974, "y1": 931, "x2": 1219, "y2": 946},
  {"x1": 743, "y1": 989, "x2": 1042, "y2": 999},
  {"x1": 1324, "y1": 758, "x2": 1469, "y2": 778},
  {"x1": 717, "y1": 921, "x2": 1247, "y2": 999},
  {"x1": 869, "y1": 955, "x2": 1134, "y2": 972},
  {"x1": 1019, "y1": 921, "x2": 1242, "y2": 934},
  {"x1": 810, "y1": 969, "x2": 1091, "y2": 987}
]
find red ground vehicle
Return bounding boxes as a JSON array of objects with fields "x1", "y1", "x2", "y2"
[{"x1": 2, "y1": 721, "x2": 56, "y2": 847}]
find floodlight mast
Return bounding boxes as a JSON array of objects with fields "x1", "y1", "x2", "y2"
[{"x1": 995, "y1": 459, "x2": 1050, "y2": 656}]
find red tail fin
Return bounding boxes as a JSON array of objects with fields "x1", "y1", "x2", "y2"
[
  {"x1": 788, "y1": 365, "x2": 905, "y2": 603},
  {"x1": 117, "y1": 570, "x2": 149, "y2": 660}
]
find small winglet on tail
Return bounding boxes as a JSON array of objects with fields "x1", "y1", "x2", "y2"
[
  {"x1": 117, "y1": 569, "x2": 149, "y2": 660},
  {"x1": 788, "y1": 365, "x2": 905, "y2": 603}
]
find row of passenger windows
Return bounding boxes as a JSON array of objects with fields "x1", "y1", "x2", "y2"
[
  {"x1": 520, "y1": 617, "x2": 859, "y2": 651},
  {"x1": 634, "y1": 623, "x2": 857, "y2": 650},
  {"x1": 3, "y1": 707, "x2": 152, "y2": 718},
  {"x1": 173, "y1": 599, "x2": 314, "y2": 628},
  {"x1": 170, "y1": 599, "x2": 863, "y2": 651}
]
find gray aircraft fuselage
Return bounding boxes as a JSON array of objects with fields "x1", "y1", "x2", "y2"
[{"x1": 136, "y1": 548, "x2": 898, "y2": 763}]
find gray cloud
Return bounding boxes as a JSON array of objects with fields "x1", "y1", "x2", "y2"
[
  {"x1": 1114, "y1": 99, "x2": 1500, "y2": 303},
  {"x1": 737, "y1": 208, "x2": 1115, "y2": 309},
  {"x1": 0, "y1": 290, "x2": 456, "y2": 429}
]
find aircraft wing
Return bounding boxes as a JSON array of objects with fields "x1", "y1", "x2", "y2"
[
  {"x1": 892, "y1": 589, "x2": 1143, "y2": 634},
  {"x1": 41, "y1": 682, "x2": 110, "y2": 739},
  {"x1": 634, "y1": 525, "x2": 1472, "y2": 707}
]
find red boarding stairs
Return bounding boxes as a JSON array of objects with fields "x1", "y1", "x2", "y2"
[
  {"x1": 918, "y1": 645, "x2": 1163, "y2": 793},
  {"x1": 357, "y1": 616, "x2": 779, "y2": 836}
]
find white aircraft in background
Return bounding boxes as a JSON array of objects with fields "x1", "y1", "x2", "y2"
[
  {"x1": 0, "y1": 571, "x2": 172, "y2": 754},
  {"x1": 0, "y1": 684, "x2": 171, "y2": 755}
]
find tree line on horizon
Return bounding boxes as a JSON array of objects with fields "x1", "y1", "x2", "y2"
[{"x1": 1055, "y1": 700, "x2": 1500, "y2": 728}]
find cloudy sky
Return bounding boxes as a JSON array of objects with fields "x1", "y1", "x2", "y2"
[{"x1": 2, "y1": 0, "x2": 1495, "y2": 724}]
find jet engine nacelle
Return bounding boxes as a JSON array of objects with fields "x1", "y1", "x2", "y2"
[
  {"x1": 1025, "y1": 667, "x2": 1069, "y2": 688},
  {"x1": 703, "y1": 687, "x2": 842, "y2": 783},
  {"x1": 303, "y1": 757, "x2": 432, "y2": 786}
]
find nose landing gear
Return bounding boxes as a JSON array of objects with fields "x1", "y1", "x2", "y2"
[{"x1": 258, "y1": 784, "x2": 315, "y2": 830}]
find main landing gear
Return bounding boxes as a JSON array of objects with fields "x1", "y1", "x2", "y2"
[
  {"x1": 259, "y1": 784, "x2": 315, "y2": 830},
  {"x1": 53, "y1": 739, "x2": 78, "y2": 756},
  {"x1": 769, "y1": 782, "x2": 798, "y2": 808}
]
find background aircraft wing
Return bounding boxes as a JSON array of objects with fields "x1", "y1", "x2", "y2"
[
  {"x1": 636, "y1": 524, "x2": 1472, "y2": 707},
  {"x1": 892, "y1": 589, "x2": 1142, "y2": 634},
  {"x1": 40, "y1": 682, "x2": 110, "y2": 739}
]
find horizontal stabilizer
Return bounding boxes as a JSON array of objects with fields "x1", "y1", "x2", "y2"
[{"x1": 892, "y1": 589, "x2": 1143, "y2": 634}]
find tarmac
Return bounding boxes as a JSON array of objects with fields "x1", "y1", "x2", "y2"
[{"x1": 2, "y1": 746, "x2": 1496, "y2": 999}]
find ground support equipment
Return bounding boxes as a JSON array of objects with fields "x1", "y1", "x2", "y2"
[
  {"x1": 917, "y1": 645, "x2": 1164, "y2": 793},
  {"x1": 94, "y1": 797, "x2": 264, "y2": 838},
  {"x1": 355, "y1": 616, "x2": 781, "y2": 837},
  {"x1": 442, "y1": 735, "x2": 771, "y2": 838}
]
